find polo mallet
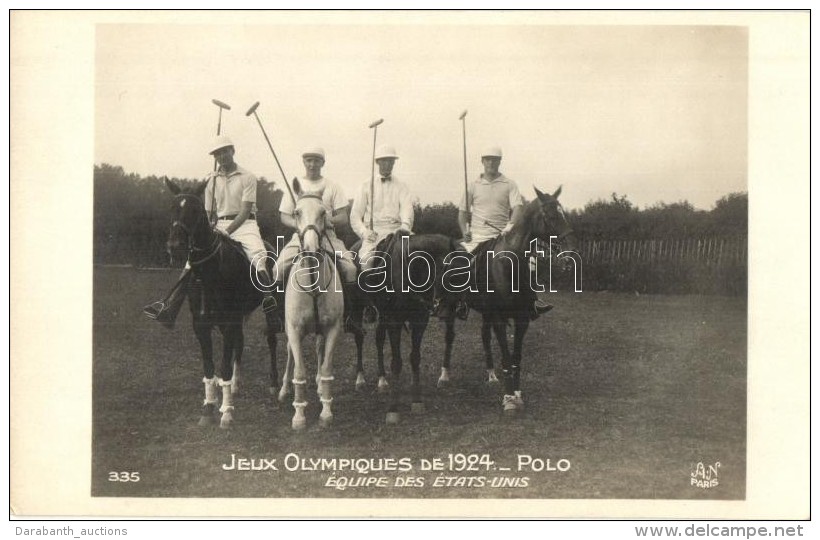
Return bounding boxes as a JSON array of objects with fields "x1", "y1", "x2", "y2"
[
  {"x1": 245, "y1": 101, "x2": 296, "y2": 208},
  {"x1": 368, "y1": 118, "x2": 384, "y2": 231},
  {"x1": 459, "y1": 110, "x2": 470, "y2": 235},
  {"x1": 209, "y1": 99, "x2": 231, "y2": 223},
  {"x1": 212, "y1": 99, "x2": 231, "y2": 136},
  {"x1": 484, "y1": 220, "x2": 503, "y2": 233}
]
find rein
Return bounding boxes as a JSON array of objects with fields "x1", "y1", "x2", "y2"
[{"x1": 172, "y1": 194, "x2": 222, "y2": 267}]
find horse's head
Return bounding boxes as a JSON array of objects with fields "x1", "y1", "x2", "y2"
[
  {"x1": 164, "y1": 178, "x2": 210, "y2": 264},
  {"x1": 292, "y1": 178, "x2": 327, "y2": 255},
  {"x1": 532, "y1": 185, "x2": 576, "y2": 252}
]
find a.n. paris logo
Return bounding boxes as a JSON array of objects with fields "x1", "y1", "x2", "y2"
[{"x1": 690, "y1": 461, "x2": 720, "y2": 489}]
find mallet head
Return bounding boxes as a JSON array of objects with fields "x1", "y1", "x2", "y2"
[
  {"x1": 459, "y1": 110, "x2": 468, "y2": 120},
  {"x1": 212, "y1": 99, "x2": 231, "y2": 110},
  {"x1": 246, "y1": 101, "x2": 261, "y2": 116},
  {"x1": 369, "y1": 118, "x2": 384, "y2": 128}
]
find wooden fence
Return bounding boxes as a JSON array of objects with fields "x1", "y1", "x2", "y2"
[
  {"x1": 576, "y1": 237, "x2": 747, "y2": 267},
  {"x1": 546, "y1": 236, "x2": 748, "y2": 295}
]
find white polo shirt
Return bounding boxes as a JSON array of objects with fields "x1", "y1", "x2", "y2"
[
  {"x1": 459, "y1": 173, "x2": 523, "y2": 243},
  {"x1": 203, "y1": 165, "x2": 258, "y2": 217}
]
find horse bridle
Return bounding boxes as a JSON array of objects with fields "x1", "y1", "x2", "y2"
[
  {"x1": 292, "y1": 194, "x2": 337, "y2": 295},
  {"x1": 538, "y1": 199, "x2": 573, "y2": 244},
  {"x1": 171, "y1": 194, "x2": 221, "y2": 267}
]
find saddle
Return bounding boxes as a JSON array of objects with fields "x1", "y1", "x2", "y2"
[{"x1": 467, "y1": 238, "x2": 497, "y2": 292}]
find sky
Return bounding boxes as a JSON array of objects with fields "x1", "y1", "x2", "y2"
[{"x1": 95, "y1": 21, "x2": 748, "y2": 211}]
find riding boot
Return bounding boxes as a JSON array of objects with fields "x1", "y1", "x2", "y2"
[
  {"x1": 143, "y1": 267, "x2": 192, "y2": 329},
  {"x1": 257, "y1": 269, "x2": 283, "y2": 333},
  {"x1": 530, "y1": 299, "x2": 554, "y2": 321},
  {"x1": 342, "y1": 283, "x2": 365, "y2": 334}
]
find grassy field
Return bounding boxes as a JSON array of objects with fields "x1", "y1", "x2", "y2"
[{"x1": 93, "y1": 266, "x2": 746, "y2": 500}]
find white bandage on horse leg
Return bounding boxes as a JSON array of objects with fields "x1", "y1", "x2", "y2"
[
  {"x1": 218, "y1": 378, "x2": 234, "y2": 413},
  {"x1": 202, "y1": 377, "x2": 218, "y2": 406}
]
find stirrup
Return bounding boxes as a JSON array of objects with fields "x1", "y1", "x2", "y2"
[
  {"x1": 262, "y1": 295, "x2": 277, "y2": 314},
  {"x1": 143, "y1": 301, "x2": 166, "y2": 320}
]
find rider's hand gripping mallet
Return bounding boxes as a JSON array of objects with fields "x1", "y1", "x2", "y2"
[
  {"x1": 459, "y1": 110, "x2": 470, "y2": 236},
  {"x1": 368, "y1": 118, "x2": 384, "y2": 231},
  {"x1": 245, "y1": 101, "x2": 297, "y2": 208}
]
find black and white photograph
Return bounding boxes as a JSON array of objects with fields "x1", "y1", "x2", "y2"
[{"x1": 9, "y1": 10, "x2": 810, "y2": 519}]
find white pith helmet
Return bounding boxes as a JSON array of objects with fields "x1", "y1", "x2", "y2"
[
  {"x1": 375, "y1": 145, "x2": 399, "y2": 161},
  {"x1": 209, "y1": 134, "x2": 234, "y2": 155},
  {"x1": 481, "y1": 146, "x2": 503, "y2": 158},
  {"x1": 302, "y1": 147, "x2": 326, "y2": 160}
]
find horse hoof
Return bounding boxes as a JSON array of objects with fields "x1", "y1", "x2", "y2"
[
  {"x1": 292, "y1": 418, "x2": 307, "y2": 430},
  {"x1": 198, "y1": 404, "x2": 217, "y2": 426},
  {"x1": 278, "y1": 388, "x2": 291, "y2": 403},
  {"x1": 319, "y1": 415, "x2": 334, "y2": 428},
  {"x1": 385, "y1": 412, "x2": 401, "y2": 425},
  {"x1": 437, "y1": 369, "x2": 451, "y2": 388},
  {"x1": 377, "y1": 378, "x2": 389, "y2": 393},
  {"x1": 487, "y1": 372, "x2": 500, "y2": 385},
  {"x1": 219, "y1": 414, "x2": 234, "y2": 429},
  {"x1": 355, "y1": 374, "x2": 367, "y2": 391},
  {"x1": 411, "y1": 402, "x2": 425, "y2": 414},
  {"x1": 502, "y1": 397, "x2": 525, "y2": 416}
]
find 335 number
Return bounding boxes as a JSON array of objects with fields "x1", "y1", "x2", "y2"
[{"x1": 108, "y1": 472, "x2": 140, "y2": 482}]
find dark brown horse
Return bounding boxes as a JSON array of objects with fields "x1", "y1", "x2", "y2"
[
  {"x1": 359, "y1": 233, "x2": 463, "y2": 424},
  {"x1": 440, "y1": 186, "x2": 576, "y2": 414},
  {"x1": 164, "y1": 179, "x2": 279, "y2": 428}
]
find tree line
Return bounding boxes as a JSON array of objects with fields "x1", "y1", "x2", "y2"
[{"x1": 94, "y1": 164, "x2": 747, "y2": 295}]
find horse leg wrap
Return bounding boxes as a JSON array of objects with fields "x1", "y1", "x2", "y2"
[
  {"x1": 319, "y1": 376, "x2": 334, "y2": 397},
  {"x1": 292, "y1": 379, "x2": 307, "y2": 406},
  {"x1": 202, "y1": 377, "x2": 218, "y2": 406},
  {"x1": 218, "y1": 378, "x2": 234, "y2": 413}
]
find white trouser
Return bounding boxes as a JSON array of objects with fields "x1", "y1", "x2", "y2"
[
  {"x1": 358, "y1": 228, "x2": 412, "y2": 271},
  {"x1": 215, "y1": 220, "x2": 268, "y2": 273}
]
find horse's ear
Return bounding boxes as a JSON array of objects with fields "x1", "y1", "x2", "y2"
[
  {"x1": 533, "y1": 185, "x2": 547, "y2": 202},
  {"x1": 552, "y1": 185, "x2": 563, "y2": 199},
  {"x1": 165, "y1": 177, "x2": 181, "y2": 195},
  {"x1": 292, "y1": 177, "x2": 302, "y2": 197},
  {"x1": 195, "y1": 181, "x2": 208, "y2": 197}
]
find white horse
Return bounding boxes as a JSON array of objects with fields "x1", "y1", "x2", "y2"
[{"x1": 277, "y1": 182, "x2": 344, "y2": 429}]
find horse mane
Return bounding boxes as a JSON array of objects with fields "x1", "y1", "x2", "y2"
[{"x1": 512, "y1": 198, "x2": 543, "y2": 235}]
